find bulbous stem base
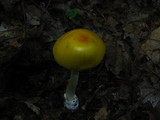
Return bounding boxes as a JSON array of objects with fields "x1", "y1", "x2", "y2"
[{"x1": 64, "y1": 93, "x2": 79, "y2": 110}]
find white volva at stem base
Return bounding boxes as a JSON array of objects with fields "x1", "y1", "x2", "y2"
[{"x1": 64, "y1": 93, "x2": 79, "y2": 110}]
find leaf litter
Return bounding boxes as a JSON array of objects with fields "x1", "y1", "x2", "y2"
[{"x1": 0, "y1": 0, "x2": 160, "y2": 120}]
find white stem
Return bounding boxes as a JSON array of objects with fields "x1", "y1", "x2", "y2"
[
  {"x1": 66, "y1": 70, "x2": 79, "y2": 100},
  {"x1": 64, "y1": 70, "x2": 79, "y2": 110}
]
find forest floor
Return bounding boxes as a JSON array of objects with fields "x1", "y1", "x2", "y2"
[{"x1": 0, "y1": 0, "x2": 160, "y2": 120}]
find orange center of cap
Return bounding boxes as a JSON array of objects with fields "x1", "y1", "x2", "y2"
[{"x1": 77, "y1": 35, "x2": 90, "y2": 43}]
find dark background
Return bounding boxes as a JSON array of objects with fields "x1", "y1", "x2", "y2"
[{"x1": 0, "y1": 0, "x2": 160, "y2": 120}]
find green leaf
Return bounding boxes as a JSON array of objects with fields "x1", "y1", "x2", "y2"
[{"x1": 65, "y1": 9, "x2": 79, "y2": 19}]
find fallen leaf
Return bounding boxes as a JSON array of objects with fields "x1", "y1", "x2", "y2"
[
  {"x1": 26, "y1": 5, "x2": 41, "y2": 25},
  {"x1": 139, "y1": 80, "x2": 160, "y2": 107},
  {"x1": 141, "y1": 27, "x2": 160, "y2": 64},
  {"x1": 9, "y1": 37, "x2": 23, "y2": 47},
  {"x1": 105, "y1": 37, "x2": 131, "y2": 77},
  {"x1": 94, "y1": 107, "x2": 109, "y2": 120},
  {"x1": 24, "y1": 101, "x2": 40, "y2": 115}
]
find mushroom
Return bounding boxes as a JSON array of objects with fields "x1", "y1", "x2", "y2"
[{"x1": 53, "y1": 28, "x2": 106, "y2": 110}]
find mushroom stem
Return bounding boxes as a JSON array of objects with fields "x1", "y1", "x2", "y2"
[
  {"x1": 66, "y1": 70, "x2": 79, "y2": 101},
  {"x1": 64, "y1": 70, "x2": 79, "y2": 110}
]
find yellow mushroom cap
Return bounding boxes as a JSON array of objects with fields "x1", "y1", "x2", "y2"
[{"x1": 53, "y1": 29, "x2": 106, "y2": 70}]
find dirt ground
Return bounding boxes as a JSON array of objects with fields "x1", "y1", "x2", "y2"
[{"x1": 0, "y1": 0, "x2": 160, "y2": 120}]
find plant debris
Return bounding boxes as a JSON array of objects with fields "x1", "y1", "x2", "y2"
[{"x1": 0, "y1": 0, "x2": 160, "y2": 120}]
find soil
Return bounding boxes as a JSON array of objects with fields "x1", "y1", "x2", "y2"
[{"x1": 0, "y1": 0, "x2": 160, "y2": 120}]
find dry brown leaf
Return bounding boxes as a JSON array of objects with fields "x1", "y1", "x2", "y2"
[
  {"x1": 9, "y1": 37, "x2": 23, "y2": 47},
  {"x1": 105, "y1": 37, "x2": 131, "y2": 77},
  {"x1": 24, "y1": 101, "x2": 40, "y2": 115},
  {"x1": 141, "y1": 27, "x2": 160, "y2": 64},
  {"x1": 106, "y1": 16, "x2": 118, "y2": 30},
  {"x1": 94, "y1": 107, "x2": 109, "y2": 120},
  {"x1": 139, "y1": 79, "x2": 160, "y2": 107},
  {"x1": 26, "y1": 5, "x2": 41, "y2": 25}
]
